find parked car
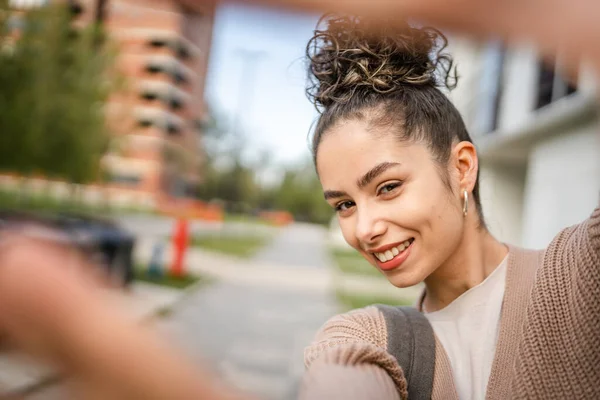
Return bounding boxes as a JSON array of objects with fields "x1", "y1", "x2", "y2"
[{"x1": 0, "y1": 210, "x2": 135, "y2": 287}]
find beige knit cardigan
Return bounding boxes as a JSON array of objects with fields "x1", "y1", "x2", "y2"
[{"x1": 301, "y1": 202, "x2": 600, "y2": 399}]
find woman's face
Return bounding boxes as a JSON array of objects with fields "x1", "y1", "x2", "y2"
[{"x1": 316, "y1": 120, "x2": 466, "y2": 288}]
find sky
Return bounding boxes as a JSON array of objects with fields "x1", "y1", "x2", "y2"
[{"x1": 204, "y1": 3, "x2": 320, "y2": 168}]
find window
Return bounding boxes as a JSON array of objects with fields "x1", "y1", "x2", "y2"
[
  {"x1": 110, "y1": 174, "x2": 141, "y2": 185},
  {"x1": 169, "y1": 98, "x2": 183, "y2": 110},
  {"x1": 535, "y1": 57, "x2": 577, "y2": 110},
  {"x1": 166, "y1": 123, "x2": 181, "y2": 135},
  {"x1": 489, "y1": 46, "x2": 506, "y2": 132},
  {"x1": 148, "y1": 39, "x2": 167, "y2": 48},
  {"x1": 173, "y1": 71, "x2": 187, "y2": 85},
  {"x1": 176, "y1": 44, "x2": 190, "y2": 59},
  {"x1": 141, "y1": 92, "x2": 158, "y2": 101},
  {"x1": 137, "y1": 118, "x2": 153, "y2": 128},
  {"x1": 145, "y1": 64, "x2": 162, "y2": 74},
  {"x1": 477, "y1": 41, "x2": 506, "y2": 134}
]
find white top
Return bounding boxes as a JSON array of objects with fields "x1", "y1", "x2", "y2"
[{"x1": 424, "y1": 256, "x2": 508, "y2": 400}]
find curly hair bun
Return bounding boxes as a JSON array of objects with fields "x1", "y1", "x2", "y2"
[{"x1": 306, "y1": 15, "x2": 457, "y2": 110}]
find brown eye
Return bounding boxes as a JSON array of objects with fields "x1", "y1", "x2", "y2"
[
  {"x1": 378, "y1": 182, "x2": 402, "y2": 195},
  {"x1": 335, "y1": 200, "x2": 355, "y2": 212}
]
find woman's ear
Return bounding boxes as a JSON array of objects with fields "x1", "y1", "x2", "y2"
[{"x1": 452, "y1": 141, "x2": 479, "y2": 192}]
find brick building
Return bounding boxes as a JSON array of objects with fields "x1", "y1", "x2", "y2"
[
  {"x1": 8, "y1": 0, "x2": 216, "y2": 204},
  {"x1": 99, "y1": 0, "x2": 215, "y2": 200}
]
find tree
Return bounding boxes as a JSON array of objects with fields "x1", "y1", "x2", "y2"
[
  {"x1": 272, "y1": 160, "x2": 333, "y2": 225},
  {"x1": 197, "y1": 106, "x2": 333, "y2": 224},
  {"x1": 0, "y1": 1, "x2": 116, "y2": 184},
  {"x1": 196, "y1": 106, "x2": 261, "y2": 210}
]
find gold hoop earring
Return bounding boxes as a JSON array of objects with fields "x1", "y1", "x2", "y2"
[{"x1": 462, "y1": 190, "x2": 468, "y2": 217}]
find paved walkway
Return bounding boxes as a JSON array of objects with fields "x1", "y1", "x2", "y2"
[
  {"x1": 252, "y1": 223, "x2": 332, "y2": 269},
  {"x1": 155, "y1": 224, "x2": 340, "y2": 399},
  {"x1": 159, "y1": 283, "x2": 338, "y2": 400}
]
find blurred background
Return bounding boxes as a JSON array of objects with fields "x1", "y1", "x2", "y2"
[{"x1": 0, "y1": 0, "x2": 598, "y2": 399}]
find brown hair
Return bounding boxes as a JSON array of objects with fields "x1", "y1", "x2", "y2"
[{"x1": 306, "y1": 14, "x2": 485, "y2": 223}]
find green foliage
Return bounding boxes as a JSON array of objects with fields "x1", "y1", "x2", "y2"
[
  {"x1": 0, "y1": 2, "x2": 117, "y2": 183},
  {"x1": 331, "y1": 247, "x2": 384, "y2": 278},
  {"x1": 192, "y1": 233, "x2": 270, "y2": 258},
  {"x1": 196, "y1": 105, "x2": 333, "y2": 225},
  {"x1": 270, "y1": 162, "x2": 333, "y2": 225},
  {"x1": 134, "y1": 267, "x2": 204, "y2": 290}
]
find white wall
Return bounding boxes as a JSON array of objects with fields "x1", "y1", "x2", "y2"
[
  {"x1": 521, "y1": 125, "x2": 600, "y2": 249},
  {"x1": 447, "y1": 38, "x2": 483, "y2": 130},
  {"x1": 578, "y1": 61, "x2": 599, "y2": 95},
  {"x1": 498, "y1": 45, "x2": 539, "y2": 133},
  {"x1": 479, "y1": 163, "x2": 527, "y2": 246}
]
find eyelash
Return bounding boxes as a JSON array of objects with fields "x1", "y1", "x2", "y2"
[
  {"x1": 377, "y1": 181, "x2": 402, "y2": 195},
  {"x1": 333, "y1": 181, "x2": 403, "y2": 214},
  {"x1": 335, "y1": 201, "x2": 355, "y2": 212}
]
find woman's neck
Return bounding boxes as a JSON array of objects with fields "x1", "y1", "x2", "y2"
[{"x1": 422, "y1": 227, "x2": 508, "y2": 313}]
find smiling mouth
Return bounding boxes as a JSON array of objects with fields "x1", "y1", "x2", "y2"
[{"x1": 372, "y1": 238, "x2": 415, "y2": 263}]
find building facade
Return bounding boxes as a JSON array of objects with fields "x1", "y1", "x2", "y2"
[
  {"x1": 99, "y1": 0, "x2": 215, "y2": 200},
  {"x1": 449, "y1": 39, "x2": 600, "y2": 248},
  {"x1": 7, "y1": 0, "x2": 216, "y2": 205}
]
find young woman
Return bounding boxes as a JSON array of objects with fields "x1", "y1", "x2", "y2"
[{"x1": 300, "y1": 14, "x2": 599, "y2": 400}]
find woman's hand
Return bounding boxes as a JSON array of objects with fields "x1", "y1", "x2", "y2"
[
  {"x1": 243, "y1": 0, "x2": 600, "y2": 75},
  {"x1": 0, "y1": 235, "x2": 244, "y2": 400}
]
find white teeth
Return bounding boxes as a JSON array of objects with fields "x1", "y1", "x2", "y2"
[{"x1": 374, "y1": 239, "x2": 413, "y2": 263}]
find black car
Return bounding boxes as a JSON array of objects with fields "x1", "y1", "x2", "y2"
[{"x1": 0, "y1": 210, "x2": 135, "y2": 287}]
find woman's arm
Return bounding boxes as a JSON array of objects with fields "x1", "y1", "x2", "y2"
[
  {"x1": 300, "y1": 307, "x2": 407, "y2": 400},
  {"x1": 301, "y1": 361, "x2": 401, "y2": 400},
  {"x1": 237, "y1": 0, "x2": 600, "y2": 75}
]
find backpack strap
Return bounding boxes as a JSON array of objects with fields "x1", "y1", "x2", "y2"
[{"x1": 375, "y1": 305, "x2": 435, "y2": 400}]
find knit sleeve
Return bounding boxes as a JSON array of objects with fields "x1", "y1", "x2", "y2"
[
  {"x1": 510, "y1": 202, "x2": 600, "y2": 398},
  {"x1": 590, "y1": 202, "x2": 600, "y2": 253},
  {"x1": 300, "y1": 306, "x2": 408, "y2": 400}
]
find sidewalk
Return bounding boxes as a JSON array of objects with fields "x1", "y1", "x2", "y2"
[
  {"x1": 136, "y1": 236, "x2": 420, "y2": 300},
  {"x1": 0, "y1": 282, "x2": 187, "y2": 398}
]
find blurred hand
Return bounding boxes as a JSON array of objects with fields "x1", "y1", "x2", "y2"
[
  {"x1": 244, "y1": 0, "x2": 600, "y2": 74},
  {"x1": 0, "y1": 236, "x2": 99, "y2": 363},
  {"x1": 0, "y1": 235, "x2": 244, "y2": 400}
]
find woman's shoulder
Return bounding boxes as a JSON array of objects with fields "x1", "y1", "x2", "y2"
[
  {"x1": 304, "y1": 305, "x2": 389, "y2": 367},
  {"x1": 303, "y1": 305, "x2": 409, "y2": 395}
]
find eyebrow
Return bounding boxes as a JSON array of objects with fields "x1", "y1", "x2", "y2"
[
  {"x1": 323, "y1": 161, "x2": 402, "y2": 200},
  {"x1": 323, "y1": 190, "x2": 348, "y2": 201},
  {"x1": 357, "y1": 161, "x2": 401, "y2": 189}
]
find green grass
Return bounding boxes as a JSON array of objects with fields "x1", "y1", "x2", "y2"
[
  {"x1": 331, "y1": 248, "x2": 384, "y2": 278},
  {"x1": 0, "y1": 188, "x2": 154, "y2": 216},
  {"x1": 134, "y1": 267, "x2": 204, "y2": 290},
  {"x1": 336, "y1": 290, "x2": 414, "y2": 312},
  {"x1": 192, "y1": 234, "x2": 269, "y2": 258},
  {"x1": 223, "y1": 213, "x2": 274, "y2": 226}
]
